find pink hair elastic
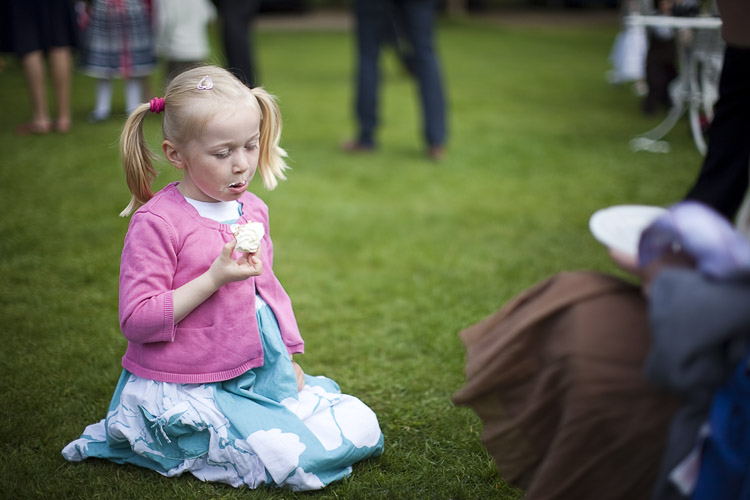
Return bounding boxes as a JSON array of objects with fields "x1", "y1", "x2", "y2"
[
  {"x1": 197, "y1": 75, "x2": 213, "y2": 90},
  {"x1": 149, "y1": 97, "x2": 165, "y2": 114}
]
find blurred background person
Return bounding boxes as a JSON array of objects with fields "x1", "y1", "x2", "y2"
[
  {"x1": 343, "y1": 0, "x2": 447, "y2": 161},
  {"x1": 606, "y1": 0, "x2": 648, "y2": 97},
  {"x1": 154, "y1": 0, "x2": 216, "y2": 85},
  {"x1": 5, "y1": 0, "x2": 78, "y2": 135},
  {"x1": 684, "y1": 0, "x2": 750, "y2": 224},
  {"x1": 642, "y1": 0, "x2": 677, "y2": 115},
  {"x1": 215, "y1": 0, "x2": 260, "y2": 87},
  {"x1": 78, "y1": 0, "x2": 157, "y2": 122}
]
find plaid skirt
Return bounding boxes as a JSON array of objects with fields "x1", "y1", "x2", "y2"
[{"x1": 79, "y1": 0, "x2": 156, "y2": 78}]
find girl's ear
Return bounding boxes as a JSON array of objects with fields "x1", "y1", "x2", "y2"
[{"x1": 163, "y1": 140, "x2": 185, "y2": 170}]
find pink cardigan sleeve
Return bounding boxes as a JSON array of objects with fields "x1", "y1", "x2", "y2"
[{"x1": 119, "y1": 212, "x2": 177, "y2": 344}]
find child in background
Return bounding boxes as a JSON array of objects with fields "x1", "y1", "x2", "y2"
[
  {"x1": 154, "y1": 0, "x2": 216, "y2": 83},
  {"x1": 607, "y1": 0, "x2": 648, "y2": 96},
  {"x1": 78, "y1": 0, "x2": 156, "y2": 121},
  {"x1": 62, "y1": 65, "x2": 384, "y2": 490},
  {"x1": 643, "y1": 0, "x2": 678, "y2": 114}
]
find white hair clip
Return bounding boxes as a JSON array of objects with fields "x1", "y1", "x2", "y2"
[{"x1": 197, "y1": 75, "x2": 213, "y2": 90}]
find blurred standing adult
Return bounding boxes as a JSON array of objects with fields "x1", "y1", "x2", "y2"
[
  {"x1": 343, "y1": 0, "x2": 447, "y2": 161},
  {"x1": 5, "y1": 0, "x2": 78, "y2": 135},
  {"x1": 215, "y1": 0, "x2": 260, "y2": 87},
  {"x1": 684, "y1": 0, "x2": 750, "y2": 222}
]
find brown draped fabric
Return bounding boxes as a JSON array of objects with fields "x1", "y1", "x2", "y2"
[{"x1": 453, "y1": 272, "x2": 681, "y2": 500}]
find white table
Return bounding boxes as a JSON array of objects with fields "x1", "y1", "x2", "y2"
[{"x1": 625, "y1": 15, "x2": 723, "y2": 155}]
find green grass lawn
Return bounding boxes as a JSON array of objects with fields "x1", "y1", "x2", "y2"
[{"x1": 0, "y1": 12, "x2": 702, "y2": 500}]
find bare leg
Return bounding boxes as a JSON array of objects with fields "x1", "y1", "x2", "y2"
[
  {"x1": 49, "y1": 47, "x2": 73, "y2": 132},
  {"x1": 19, "y1": 50, "x2": 52, "y2": 133}
]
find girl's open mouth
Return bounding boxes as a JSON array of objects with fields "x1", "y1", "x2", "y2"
[{"x1": 228, "y1": 180, "x2": 247, "y2": 193}]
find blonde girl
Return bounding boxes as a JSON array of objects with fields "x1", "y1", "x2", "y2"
[{"x1": 62, "y1": 65, "x2": 383, "y2": 490}]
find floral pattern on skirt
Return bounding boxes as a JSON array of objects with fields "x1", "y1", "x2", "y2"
[{"x1": 62, "y1": 300, "x2": 384, "y2": 490}]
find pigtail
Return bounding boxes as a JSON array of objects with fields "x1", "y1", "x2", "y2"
[
  {"x1": 251, "y1": 87, "x2": 289, "y2": 191},
  {"x1": 119, "y1": 103, "x2": 160, "y2": 217}
]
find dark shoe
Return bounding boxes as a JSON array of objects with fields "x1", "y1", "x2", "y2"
[
  {"x1": 428, "y1": 145, "x2": 445, "y2": 162},
  {"x1": 341, "y1": 140, "x2": 375, "y2": 153}
]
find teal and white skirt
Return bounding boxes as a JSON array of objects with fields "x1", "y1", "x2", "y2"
[{"x1": 62, "y1": 298, "x2": 384, "y2": 490}]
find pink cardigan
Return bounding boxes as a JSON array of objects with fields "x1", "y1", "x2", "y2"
[{"x1": 119, "y1": 183, "x2": 304, "y2": 383}]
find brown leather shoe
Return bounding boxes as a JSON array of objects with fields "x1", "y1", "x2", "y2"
[{"x1": 428, "y1": 145, "x2": 445, "y2": 162}]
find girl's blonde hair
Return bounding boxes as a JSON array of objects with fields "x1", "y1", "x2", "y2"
[{"x1": 119, "y1": 65, "x2": 288, "y2": 217}]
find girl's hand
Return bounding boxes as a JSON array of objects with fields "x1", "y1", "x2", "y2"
[
  {"x1": 292, "y1": 361, "x2": 305, "y2": 392},
  {"x1": 173, "y1": 240, "x2": 262, "y2": 323},
  {"x1": 208, "y1": 240, "x2": 262, "y2": 288}
]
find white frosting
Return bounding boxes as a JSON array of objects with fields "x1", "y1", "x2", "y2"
[{"x1": 230, "y1": 222, "x2": 264, "y2": 253}]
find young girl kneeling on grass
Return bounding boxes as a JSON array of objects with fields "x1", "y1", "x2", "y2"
[{"x1": 62, "y1": 65, "x2": 384, "y2": 490}]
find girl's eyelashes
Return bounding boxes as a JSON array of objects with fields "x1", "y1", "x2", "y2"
[{"x1": 213, "y1": 141, "x2": 258, "y2": 158}]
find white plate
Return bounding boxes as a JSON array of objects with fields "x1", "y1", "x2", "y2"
[{"x1": 589, "y1": 205, "x2": 667, "y2": 257}]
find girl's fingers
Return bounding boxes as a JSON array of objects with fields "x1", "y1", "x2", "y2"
[{"x1": 223, "y1": 239, "x2": 238, "y2": 256}]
